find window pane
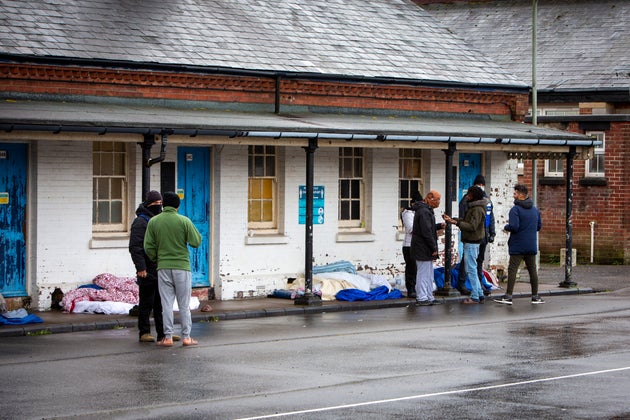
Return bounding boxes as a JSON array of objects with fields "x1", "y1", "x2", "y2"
[
  {"x1": 340, "y1": 180, "x2": 350, "y2": 198},
  {"x1": 110, "y1": 201, "x2": 123, "y2": 223},
  {"x1": 98, "y1": 178, "x2": 109, "y2": 200},
  {"x1": 340, "y1": 158, "x2": 352, "y2": 177},
  {"x1": 93, "y1": 153, "x2": 100, "y2": 174},
  {"x1": 113, "y1": 154, "x2": 125, "y2": 175},
  {"x1": 266, "y1": 156, "x2": 275, "y2": 176},
  {"x1": 254, "y1": 156, "x2": 264, "y2": 177},
  {"x1": 411, "y1": 160, "x2": 422, "y2": 178},
  {"x1": 97, "y1": 201, "x2": 109, "y2": 223},
  {"x1": 351, "y1": 201, "x2": 360, "y2": 219},
  {"x1": 350, "y1": 180, "x2": 360, "y2": 199},
  {"x1": 400, "y1": 180, "x2": 410, "y2": 199},
  {"x1": 101, "y1": 142, "x2": 114, "y2": 152},
  {"x1": 249, "y1": 178, "x2": 262, "y2": 200},
  {"x1": 262, "y1": 179, "x2": 273, "y2": 198},
  {"x1": 248, "y1": 201, "x2": 261, "y2": 222},
  {"x1": 340, "y1": 201, "x2": 349, "y2": 220},
  {"x1": 111, "y1": 178, "x2": 123, "y2": 200},
  {"x1": 353, "y1": 157, "x2": 362, "y2": 177},
  {"x1": 262, "y1": 201, "x2": 273, "y2": 221}
]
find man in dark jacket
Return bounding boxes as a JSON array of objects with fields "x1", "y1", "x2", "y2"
[
  {"x1": 494, "y1": 184, "x2": 544, "y2": 305},
  {"x1": 129, "y1": 190, "x2": 177, "y2": 342},
  {"x1": 411, "y1": 190, "x2": 444, "y2": 306},
  {"x1": 445, "y1": 186, "x2": 487, "y2": 304}
]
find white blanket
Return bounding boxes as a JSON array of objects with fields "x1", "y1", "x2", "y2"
[{"x1": 72, "y1": 296, "x2": 201, "y2": 314}]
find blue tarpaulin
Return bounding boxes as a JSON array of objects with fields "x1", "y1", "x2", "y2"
[{"x1": 336, "y1": 285, "x2": 403, "y2": 302}]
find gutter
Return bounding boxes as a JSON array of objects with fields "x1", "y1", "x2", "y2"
[{"x1": 0, "y1": 123, "x2": 601, "y2": 147}]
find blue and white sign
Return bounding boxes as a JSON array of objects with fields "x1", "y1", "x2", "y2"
[{"x1": 299, "y1": 185, "x2": 325, "y2": 224}]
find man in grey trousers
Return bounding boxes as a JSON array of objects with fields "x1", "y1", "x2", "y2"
[{"x1": 144, "y1": 191, "x2": 202, "y2": 347}]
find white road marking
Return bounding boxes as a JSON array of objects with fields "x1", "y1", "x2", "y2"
[{"x1": 234, "y1": 366, "x2": 630, "y2": 420}]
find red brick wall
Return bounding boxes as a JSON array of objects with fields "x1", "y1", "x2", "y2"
[
  {"x1": 0, "y1": 63, "x2": 527, "y2": 118},
  {"x1": 519, "y1": 120, "x2": 630, "y2": 263}
]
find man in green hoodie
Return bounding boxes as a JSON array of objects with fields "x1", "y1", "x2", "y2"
[{"x1": 144, "y1": 191, "x2": 202, "y2": 347}]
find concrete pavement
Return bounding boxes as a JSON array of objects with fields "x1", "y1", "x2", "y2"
[{"x1": 2, "y1": 264, "x2": 627, "y2": 338}]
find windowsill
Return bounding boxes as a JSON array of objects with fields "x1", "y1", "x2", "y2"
[
  {"x1": 244, "y1": 234, "x2": 289, "y2": 245},
  {"x1": 579, "y1": 177, "x2": 607, "y2": 186},
  {"x1": 90, "y1": 235, "x2": 129, "y2": 249},
  {"x1": 539, "y1": 177, "x2": 565, "y2": 186},
  {"x1": 336, "y1": 232, "x2": 376, "y2": 243}
]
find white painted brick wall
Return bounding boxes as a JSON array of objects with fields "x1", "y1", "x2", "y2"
[
  {"x1": 29, "y1": 141, "x2": 517, "y2": 308},
  {"x1": 34, "y1": 141, "x2": 138, "y2": 309}
]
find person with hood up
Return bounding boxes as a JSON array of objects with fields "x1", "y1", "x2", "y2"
[
  {"x1": 401, "y1": 190, "x2": 423, "y2": 298},
  {"x1": 444, "y1": 185, "x2": 487, "y2": 304},
  {"x1": 494, "y1": 184, "x2": 544, "y2": 305}
]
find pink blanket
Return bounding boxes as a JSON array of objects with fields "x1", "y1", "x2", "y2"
[{"x1": 61, "y1": 273, "x2": 139, "y2": 313}]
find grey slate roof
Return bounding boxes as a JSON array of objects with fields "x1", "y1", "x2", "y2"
[
  {"x1": 420, "y1": 0, "x2": 630, "y2": 91},
  {"x1": 0, "y1": 0, "x2": 525, "y2": 87}
]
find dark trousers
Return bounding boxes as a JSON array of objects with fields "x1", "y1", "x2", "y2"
[
  {"x1": 506, "y1": 254, "x2": 539, "y2": 297},
  {"x1": 138, "y1": 278, "x2": 164, "y2": 340},
  {"x1": 402, "y1": 246, "x2": 416, "y2": 296},
  {"x1": 458, "y1": 241, "x2": 488, "y2": 291}
]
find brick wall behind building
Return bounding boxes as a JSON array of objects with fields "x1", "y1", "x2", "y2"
[{"x1": 519, "y1": 121, "x2": 630, "y2": 264}]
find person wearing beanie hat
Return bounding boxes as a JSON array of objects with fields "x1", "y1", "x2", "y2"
[
  {"x1": 473, "y1": 175, "x2": 486, "y2": 187},
  {"x1": 144, "y1": 191, "x2": 202, "y2": 347},
  {"x1": 129, "y1": 189, "x2": 179, "y2": 343},
  {"x1": 145, "y1": 190, "x2": 162, "y2": 205},
  {"x1": 457, "y1": 175, "x2": 496, "y2": 297},
  {"x1": 162, "y1": 191, "x2": 181, "y2": 209},
  {"x1": 401, "y1": 190, "x2": 423, "y2": 298}
]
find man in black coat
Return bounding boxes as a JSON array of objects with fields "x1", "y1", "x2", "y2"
[
  {"x1": 129, "y1": 190, "x2": 178, "y2": 343},
  {"x1": 411, "y1": 190, "x2": 445, "y2": 306}
]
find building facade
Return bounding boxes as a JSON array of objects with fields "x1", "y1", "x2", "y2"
[{"x1": 0, "y1": 0, "x2": 594, "y2": 309}]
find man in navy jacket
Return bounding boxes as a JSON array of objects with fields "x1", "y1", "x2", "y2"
[{"x1": 494, "y1": 184, "x2": 544, "y2": 305}]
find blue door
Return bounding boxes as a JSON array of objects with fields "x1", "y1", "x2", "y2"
[
  {"x1": 177, "y1": 147, "x2": 210, "y2": 287},
  {"x1": 458, "y1": 153, "x2": 481, "y2": 259},
  {"x1": 0, "y1": 144, "x2": 28, "y2": 297},
  {"x1": 458, "y1": 153, "x2": 482, "y2": 203}
]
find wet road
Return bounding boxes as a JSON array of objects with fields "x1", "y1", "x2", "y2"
[{"x1": 2, "y1": 291, "x2": 630, "y2": 420}]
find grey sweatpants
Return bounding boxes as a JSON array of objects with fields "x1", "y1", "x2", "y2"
[{"x1": 158, "y1": 269, "x2": 192, "y2": 339}]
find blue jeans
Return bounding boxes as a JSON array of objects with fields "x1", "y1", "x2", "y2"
[{"x1": 463, "y1": 243, "x2": 483, "y2": 301}]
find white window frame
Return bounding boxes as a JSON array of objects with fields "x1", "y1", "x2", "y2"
[
  {"x1": 248, "y1": 145, "x2": 278, "y2": 231},
  {"x1": 338, "y1": 147, "x2": 365, "y2": 229},
  {"x1": 544, "y1": 159, "x2": 564, "y2": 177},
  {"x1": 92, "y1": 141, "x2": 130, "y2": 233},
  {"x1": 585, "y1": 131, "x2": 605, "y2": 177},
  {"x1": 398, "y1": 148, "x2": 423, "y2": 226}
]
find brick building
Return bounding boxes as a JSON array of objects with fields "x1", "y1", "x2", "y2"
[
  {"x1": 0, "y1": 0, "x2": 594, "y2": 309},
  {"x1": 420, "y1": 0, "x2": 630, "y2": 264}
]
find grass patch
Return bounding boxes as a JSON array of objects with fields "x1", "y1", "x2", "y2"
[{"x1": 26, "y1": 329, "x2": 52, "y2": 336}]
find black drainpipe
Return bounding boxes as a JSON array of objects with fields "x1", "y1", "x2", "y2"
[
  {"x1": 275, "y1": 74, "x2": 281, "y2": 114},
  {"x1": 138, "y1": 131, "x2": 169, "y2": 200}
]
